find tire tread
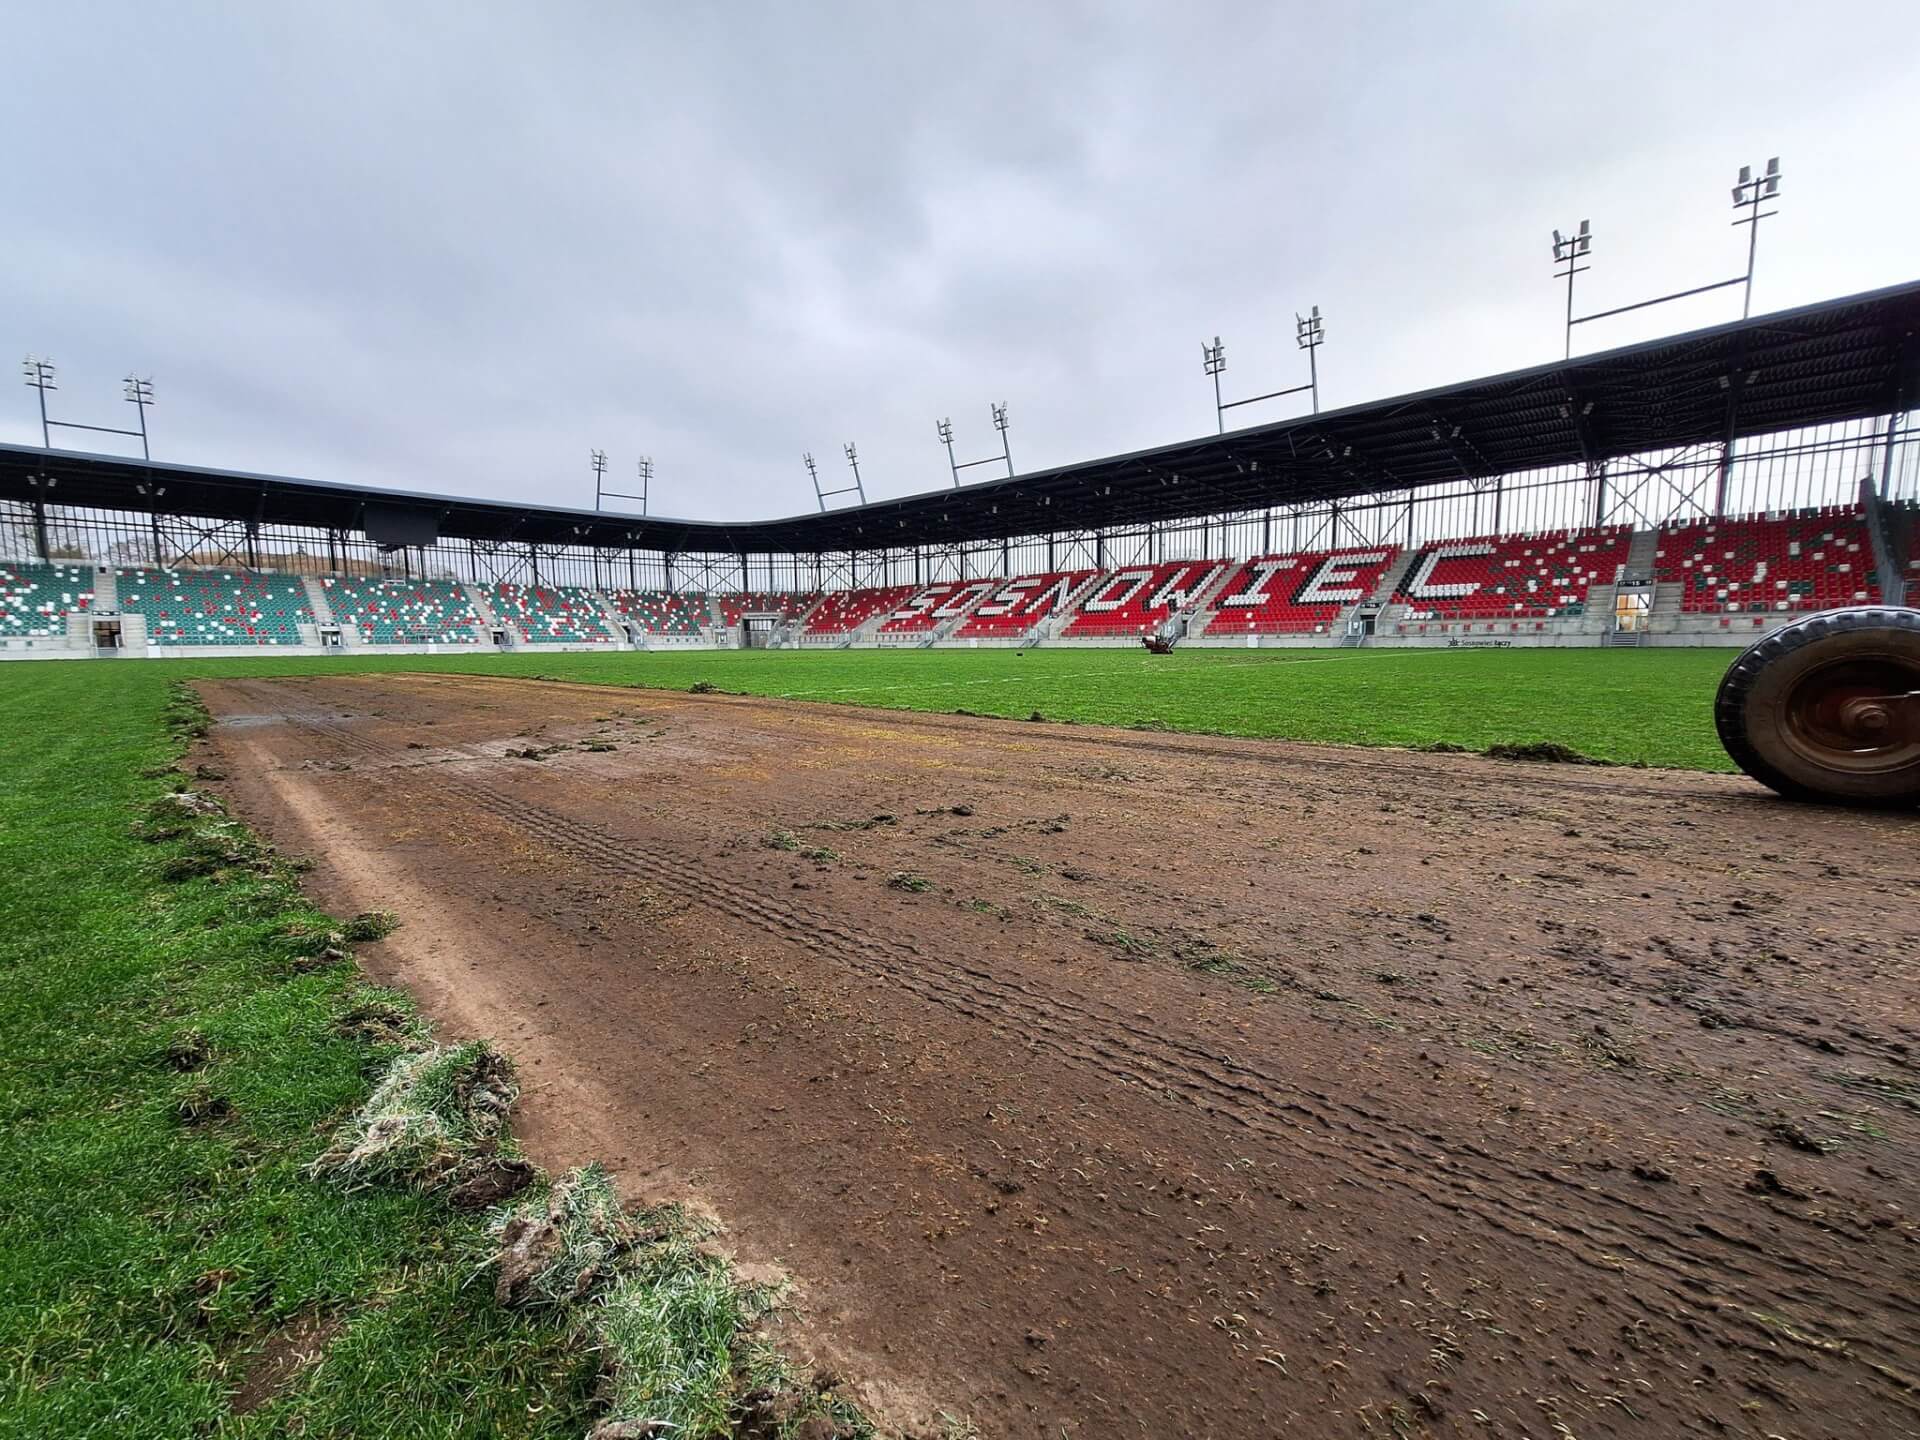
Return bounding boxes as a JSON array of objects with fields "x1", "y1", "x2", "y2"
[{"x1": 1714, "y1": 606, "x2": 1920, "y2": 804}]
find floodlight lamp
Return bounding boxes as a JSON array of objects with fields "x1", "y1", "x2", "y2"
[
  {"x1": 992, "y1": 402, "x2": 1008, "y2": 430},
  {"x1": 1738, "y1": 165, "x2": 1752, "y2": 186}
]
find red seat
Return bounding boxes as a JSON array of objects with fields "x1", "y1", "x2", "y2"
[
  {"x1": 1395, "y1": 528, "x2": 1630, "y2": 620},
  {"x1": 1653, "y1": 507, "x2": 1879, "y2": 614},
  {"x1": 1202, "y1": 546, "x2": 1400, "y2": 635},
  {"x1": 1061, "y1": 561, "x2": 1229, "y2": 637},
  {"x1": 879, "y1": 579, "x2": 1000, "y2": 633},
  {"x1": 954, "y1": 570, "x2": 1100, "y2": 638}
]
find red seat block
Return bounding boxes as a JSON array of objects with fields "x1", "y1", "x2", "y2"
[{"x1": 1202, "y1": 546, "x2": 1400, "y2": 635}]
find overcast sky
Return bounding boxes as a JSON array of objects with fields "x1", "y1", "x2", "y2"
[{"x1": 4, "y1": 2, "x2": 1914, "y2": 522}]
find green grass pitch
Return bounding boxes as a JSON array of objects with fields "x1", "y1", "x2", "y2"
[{"x1": 16, "y1": 643, "x2": 1736, "y2": 770}]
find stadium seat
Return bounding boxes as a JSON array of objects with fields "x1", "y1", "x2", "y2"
[
  {"x1": 492, "y1": 583, "x2": 615, "y2": 642},
  {"x1": 116, "y1": 568, "x2": 314, "y2": 646},
  {"x1": 0, "y1": 563, "x2": 95, "y2": 639},
  {"x1": 804, "y1": 585, "x2": 918, "y2": 635},
  {"x1": 879, "y1": 579, "x2": 998, "y2": 633},
  {"x1": 1062, "y1": 561, "x2": 1228, "y2": 637},
  {"x1": 606, "y1": 589, "x2": 707, "y2": 635},
  {"x1": 1202, "y1": 547, "x2": 1400, "y2": 635},
  {"x1": 954, "y1": 570, "x2": 1101, "y2": 638},
  {"x1": 321, "y1": 576, "x2": 482, "y2": 644},
  {"x1": 1394, "y1": 527, "x2": 1630, "y2": 620},
  {"x1": 1653, "y1": 507, "x2": 1880, "y2": 614}
]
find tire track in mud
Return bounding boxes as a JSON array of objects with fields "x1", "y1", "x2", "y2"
[{"x1": 217, "y1": 681, "x2": 1920, "y2": 1410}]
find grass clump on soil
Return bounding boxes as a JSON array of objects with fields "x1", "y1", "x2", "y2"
[
  {"x1": 485, "y1": 1173, "x2": 879, "y2": 1440},
  {"x1": 808, "y1": 812, "x2": 897, "y2": 832},
  {"x1": 593, "y1": 1239, "x2": 748, "y2": 1440},
  {"x1": 493, "y1": 1164, "x2": 643, "y2": 1309},
  {"x1": 1481, "y1": 740, "x2": 1613, "y2": 765},
  {"x1": 767, "y1": 828, "x2": 838, "y2": 862},
  {"x1": 341, "y1": 909, "x2": 399, "y2": 942},
  {"x1": 311, "y1": 1041, "x2": 517, "y2": 1193},
  {"x1": 887, "y1": 870, "x2": 934, "y2": 893}
]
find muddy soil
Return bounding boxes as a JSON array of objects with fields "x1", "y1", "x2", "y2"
[{"x1": 197, "y1": 672, "x2": 1920, "y2": 1440}]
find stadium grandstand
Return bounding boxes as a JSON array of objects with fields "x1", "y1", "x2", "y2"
[{"x1": 2, "y1": 280, "x2": 1915, "y2": 660}]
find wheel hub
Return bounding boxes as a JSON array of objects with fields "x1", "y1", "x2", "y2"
[
  {"x1": 1783, "y1": 666, "x2": 1920, "y2": 772},
  {"x1": 1836, "y1": 693, "x2": 1917, "y2": 743}
]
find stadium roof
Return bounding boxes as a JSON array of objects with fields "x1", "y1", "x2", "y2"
[{"x1": 5, "y1": 278, "x2": 1917, "y2": 555}]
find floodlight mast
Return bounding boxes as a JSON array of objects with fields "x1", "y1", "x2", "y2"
[
  {"x1": 806, "y1": 445, "x2": 867, "y2": 512},
  {"x1": 1201, "y1": 337, "x2": 1226, "y2": 434},
  {"x1": 123, "y1": 376, "x2": 155, "y2": 460},
  {"x1": 935, "y1": 404, "x2": 1015, "y2": 486},
  {"x1": 1559, "y1": 159, "x2": 1783, "y2": 356},
  {"x1": 594, "y1": 452, "x2": 652, "y2": 515},
  {"x1": 1732, "y1": 157, "x2": 1782, "y2": 320},
  {"x1": 23, "y1": 356, "x2": 158, "y2": 455},
  {"x1": 1204, "y1": 311, "x2": 1324, "y2": 434},
  {"x1": 1551, "y1": 221, "x2": 1593, "y2": 360},
  {"x1": 1296, "y1": 308, "x2": 1325, "y2": 414},
  {"x1": 22, "y1": 357, "x2": 56, "y2": 448}
]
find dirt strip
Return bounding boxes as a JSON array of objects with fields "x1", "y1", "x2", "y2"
[{"x1": 197, "y1": 672, "x2": 1920, "y2": 1440}]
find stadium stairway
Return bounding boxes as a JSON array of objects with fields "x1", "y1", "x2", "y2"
[
  {"x1": 1578, "y1": 583, "x2": 1618, "y2": 637},
  {"x1": 840, "y1": 607, "x2": 896, "y2": 648},
  {"x1": 1160, "y1": 562, "x2": 1239, "y2": 640},
  {"x1": 301, "y1": 576, "x2": 336, "y2": 627},
  {"x1": 1647, "y1": 580, "x2": 1685, "y2": 629},
  {"x1": 1026, "y1": 573, "x2": 1110, "y2": 645},
  {"x1": 1866, "y1": 493, "x2": 1907, "y2": 606},
  {"x1": 1350, "y1": 549, "x2": 1420, "y2": 639},
  {"x1": 591, "y1": 590, "x2": 633, "y2": 645},
  {"x1": 1620, "y1": 527, "x2": 1660, "y2": 581},
  {"x1": 91, "y1": 566, "x2": 118, "y2": 612},
  {"x1": 1361, "y1": 548, "x2": 1418, "y2": 613},
  {"x1": 462, "y1": 583, "x2": 507, "y2": 642},
  {"x1": 927, "y1": 581, "x2": 1000, "y2": 642},
  {"x1": 879, "y1": 579, "x2": 1000, "y2": 646}
]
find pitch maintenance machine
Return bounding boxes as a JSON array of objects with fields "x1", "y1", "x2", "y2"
[{"x1": 1716, "y1": 607, "x2": 1920, "y2": 805}]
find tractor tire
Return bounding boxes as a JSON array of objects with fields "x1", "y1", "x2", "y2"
[{"x1": 1714, "y1": 606, "x2": 1920, "y2": 806}]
